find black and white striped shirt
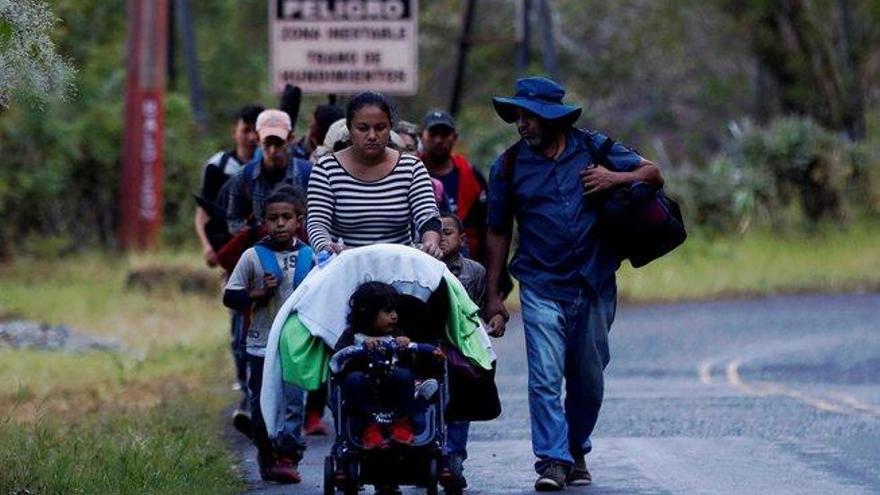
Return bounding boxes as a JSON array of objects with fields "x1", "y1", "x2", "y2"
[{"x1": 307, "y1": 152, "x2": 440, "y2": 251}]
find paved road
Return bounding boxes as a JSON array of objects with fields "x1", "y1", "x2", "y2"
[{"x1": 237, "y1": 293, "x2": 880, "y2": 494}]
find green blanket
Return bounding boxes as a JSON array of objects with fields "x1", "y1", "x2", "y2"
[
  {"x1": 279, "y1": 314, "x2": 330, "y2": 390},
  {"x1": 443, "y1": 276, "x2": 493, "y2": 370},
  {"x1": 279, "y1": 275, "x2": 493, "y2": 391}
]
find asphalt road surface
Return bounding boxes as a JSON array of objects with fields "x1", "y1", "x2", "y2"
[{"x1": 236, "y1": 292, "x2": 880, "y2": 494}]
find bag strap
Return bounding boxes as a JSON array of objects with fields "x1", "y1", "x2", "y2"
[
  {"x1": 292, "y1": 245, "x2": 314, "y2": 287},
  {"x1": 218, "y1": 150, "x2": 233, "y2": 171},
  {"x1": 253, "y1": 244, "x2": 283, "y2": 282},
  {"x1": 578, "y1": 130, "x2": 615, "y2": 169},
  {"x1": 241, "y1": 161, "x2": 256, "y2": 199},
  {"x1": 500, "y1": 142, "x2": 520, "y2": 181}
]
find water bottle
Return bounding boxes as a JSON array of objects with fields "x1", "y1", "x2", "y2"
[
  {"x1": 316, "y1": 250, "x2": 333, "y2": 267},
  {"x1": 316, "y1": 237, "x2": 344, "y2": 268}
]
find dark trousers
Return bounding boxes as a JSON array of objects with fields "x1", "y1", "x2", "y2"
[
  {"x1": 340, "y1": 368, "x2": 415, "y2": 433},
  {"x1": 231, "y1": 310, "x2": 248, "y2": 407},
  {"x1": 306, "y1": 387, "x2": 327, "y2": 416}
]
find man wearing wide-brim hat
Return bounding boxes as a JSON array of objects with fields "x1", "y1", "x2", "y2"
[{"x1": 484, "y1": 76, "x2": 664, "y2": 491}]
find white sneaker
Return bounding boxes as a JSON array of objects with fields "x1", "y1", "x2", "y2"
[{"x1": 415, "y1": 379, "x2": 439, "y2": 400}]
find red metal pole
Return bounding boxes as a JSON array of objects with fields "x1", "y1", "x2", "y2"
[{"x1": 120, "y1": 0, "x2": 168, "y2": 251}]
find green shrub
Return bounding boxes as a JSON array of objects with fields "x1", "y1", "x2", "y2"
[{"x1": 674, "y1": 117, "x2": 873, "y2": 232}]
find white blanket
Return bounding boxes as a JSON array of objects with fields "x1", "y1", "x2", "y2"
[{"x1": 261, "y1": 244, "x2": 449, "y2": 438}]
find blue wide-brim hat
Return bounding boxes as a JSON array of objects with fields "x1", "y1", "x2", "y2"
[{"x1": 492, "y1": 76, "x2": 582, "y2": 125}]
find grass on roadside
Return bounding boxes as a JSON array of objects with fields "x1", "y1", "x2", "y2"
[
  {"x1": 0, "y1": 252, "x2": 244, "y2": 494},
  {"x1": 0, "y1": 393, "x2": 238, "y2": 495},
  {"x1": 617, "y1": 218, "x2": 880, "y2": 303}
]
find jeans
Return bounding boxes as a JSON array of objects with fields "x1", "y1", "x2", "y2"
[
  {"x1": 520, "y1": 283, "x2": 617, "y2": 472},
  {"x1": 445, "y1": 420, "x2": 470, "y2": 458},
  {"x1": 247, "y1": 354, "x2": 306, "y2": 460}
]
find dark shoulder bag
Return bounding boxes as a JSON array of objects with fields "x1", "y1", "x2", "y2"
[
  {"x1": 579, "y1": 131, "x2": 687, "y2": 268},
  {"x1": 501, "y1": 133, "x2": 686, "y2": 268}
]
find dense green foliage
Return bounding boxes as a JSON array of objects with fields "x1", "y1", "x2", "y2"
[
  {"x1": 670, "y1": 117, "x2": 873, "y2": 232},
  {"x1": 0, "y1": 0, "x2": 877, "y2": 256}
]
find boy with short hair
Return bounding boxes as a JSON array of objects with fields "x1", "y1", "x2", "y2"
[
  {"x1": 440, "y1": 214, "x2": 487, "y2": 308},
  {"x1": 223, "y1": 184, "x2": 313, "y2": 484},
  {"x1": 437, "y1": 213, "x2": 493, "y2": 492}
]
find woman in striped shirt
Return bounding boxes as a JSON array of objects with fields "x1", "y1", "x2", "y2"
[{"x1": 307, "y1": 92, "x2": 442, "y2": 258}]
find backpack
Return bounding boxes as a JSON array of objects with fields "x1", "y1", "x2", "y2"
[
  {"x1": 253, "y1": 243, "x2": 315, "y2": 288},
  {"x1": 501, "y1": 130, "x2": 687, "y2": 268}
]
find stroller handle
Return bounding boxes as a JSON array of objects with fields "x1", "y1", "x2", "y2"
[
  {"x1": 329, "y1": 341, "x2": 445, "y2": 373},
  {"x1": 405, "y1": 342, "x2": 444, "y2": 358}
]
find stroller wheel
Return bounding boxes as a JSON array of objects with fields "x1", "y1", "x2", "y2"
[
  {"x1": 342, "y1": 460, "x2": 360, "y2": 495},
  {"x1": 323, "y1": 456, "x2": 335, "y2": 495},
  {"x1": 425, "y1": 457, "x2": 439, "y2": 495}
]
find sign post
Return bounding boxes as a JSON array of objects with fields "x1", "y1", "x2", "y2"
[
  {"x1": 120, "y1": 0, "x2": 168, "y2": 250},
  {"x1": 269, "y1": 0, "x2": 419, "y2": 95}
]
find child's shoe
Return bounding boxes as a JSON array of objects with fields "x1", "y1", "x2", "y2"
[
  {"x1": 273, "y1": 456, "x2": 302, "y2": 484},
  {"x1": 362, "y1": 423, "x2": 386, "y2": 450},
  {"x1": 303, "y1": 410, "x2": 329, "y2": 435},
  {"x1": 414, "y1": 378, "x2": 439, "y2": 401},
  {"x1": 258, "y1": 453, "x2": 301, "y2": 484},
  {"x1": 390, "y1": 417, "x2": 414, "y2": 445}
]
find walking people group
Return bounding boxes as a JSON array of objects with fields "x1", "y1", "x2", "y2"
[{"x1": 196, "y1": 76, "x2": 664, "y2": 491}]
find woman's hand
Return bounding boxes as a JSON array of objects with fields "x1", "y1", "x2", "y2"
[
  {"x1": 419, "y1": 230, "x2": 443, "y2": 259},
  {"x1": 419, "y1": 241, "x2": 443, "y2": 259},
  {"x1": 325, "y1": 242, "x2": 345, "y2": 254}
]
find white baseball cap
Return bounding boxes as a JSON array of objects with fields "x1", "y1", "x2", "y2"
[{"x1": 256, "y1": 109, "x2": 292, "y2": 141}]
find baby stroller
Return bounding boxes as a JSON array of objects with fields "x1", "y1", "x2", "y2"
[
  {"x1": 325, "y1": 339, "x2": 448, "y2": 495},
  {"x1": 260, "y1": 244, "x2": 499, "y2": 495}
]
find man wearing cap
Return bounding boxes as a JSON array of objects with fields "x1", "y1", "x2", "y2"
[
  {"x1": 484, "y1": 77, "x2": 663, "y2": 491},
  {"x1": 224, "y1": 109, "x2": 312, "y2": 235},
  {"x1": 420, "y1": 110, "x2": 489, "y2": 262}
]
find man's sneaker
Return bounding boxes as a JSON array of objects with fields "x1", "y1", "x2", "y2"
[
  {"x1": 362, "y1": 423, "x2": 386, "y2": 450},
  {"x1": 303, "y1": 410, "x2": 329, "y2": 435},
  {"x1": 258, "y1": 454, "x2": 301, "y2": 484},
  {"x1": 534, "y1": 462, "x2": 568, "y2": 492},
  {"x1": 389, "y1": 417, "x2": 414, "y2": 445},
  {"x1": 567, "y1": 456, "x2": 591, "y2": 486},
  {"x1": 231, "y1": 408, "x2": 252, "y2": 439}
]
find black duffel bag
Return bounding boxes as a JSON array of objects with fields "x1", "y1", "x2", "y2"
[{"x1": 581, "y1": 132, "x2": 687, "y2": 268}]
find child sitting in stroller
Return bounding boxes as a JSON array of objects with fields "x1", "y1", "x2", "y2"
[{"x1": 331, "y1": 281, "x2": 443, "y2": 450}]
